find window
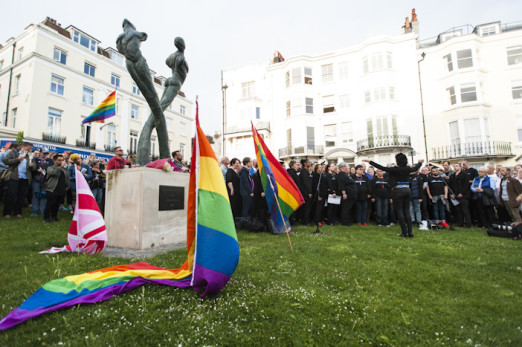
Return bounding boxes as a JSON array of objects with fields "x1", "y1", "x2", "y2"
[
  {"x1": 286, "y1": 100, "x2": 291, "y2": 117},
  {"x1": 180, "y1": 122, "x2": 186, "y2": 135},
  {"x1": 0, "y1": 60, "x2": 3, "y2": 70},
  {"x1": 449, "y1": 121, "x2": 460, "y2": 145},
  {"x1": 324, "y1": 124, "x2": 336, "y2": 147},
  {"x1": 50, "y1": 75, "x2": 64, "y2": 96},
  {"x1": 367, "y1": 116, "x2": 398, "y2": 138},
  {"x1": 107, "y1": 124, "x2": 116, "y2": 147},
  {"x1": 363, "y1": 52, "x2": 393, "y2": 74},
  {"x1": 371, "y1": 54, "x2": 384, "y2": 71},
  {"x1": 287, "y1": 129, "x2": 292, "y2": 150},
  {"x1": 82, "y1": 86, "x2": 94, "y2": 105},
  {"x1": 460, "y1": 83, "x2": 477, "y2": 103},
  {"x1": 305, "y1": 98, "x2": 313, "y2": 114},
  {"x1": 291, "y1": 98, "x2": 303, "y2": 115},
  {"x1": 132, "y1": 83, "x2": 140, "y2": 95},
  {"x1": 339, "y1": 94, "x2": 350, "y2": 109},
  {"x1": 443, "y1": 54, "x2": 453, "y2": 72},
  {"x1": 73, "y1": 30, "x2": 96, "y2": 51},
  {"x1": 321, "y1": 64, "x2": 333, "y2": 82},
  {"x1": 47, "y1": 108, "x2": 62, "y2": 136},
  {"x1": 241, "y1": 81, "x2": 255, "y2": 98},
  {"x1": 129, "y1": 130, "x2": 138, "y2": 153},
  {"x1": 130, "y1": 104, "x2": 139, "y2": 120},
  {"x1": 512, "y1": 81, "x2": 522, "y2": 100},
  {"x1": 457, "y1": 49, "x2": 473, "y2": 69},
  {"x1": 53, "y1": 48, "x2": 67, "y2": 65},
  {"x1": 373, "y1": 87, "x2": 386, "y2": 101},
  {"x1": 285, "y1": 71, "x2": 290, "y2": 88},
  {"x1": 362, "y1": 57, "x2": 369, "y2": 74},
  {"x1": 166, "y1": 118, "x2": 173, "y2": 131},
  {"x1": 2, "y1": 112, "x2": 6, "y2": 127},
  {"x1": 17, "y1": 47, "x2": 23, "y2": 61},
  {"x1": 464, "y1": 118, "x2": 482, "y2": 142},
  {"x1": 180, "y1": 143, "x2": 185, "y2": 157},
  {"x1": 389, "y1": 87, "x2": 396, "y2": 100},
  {"x1": 517, "y1": 116, "x2": 522, "y2": 142},
  {"x1": 84, "y1": 63, "x2": 95, "y2": 77},
  {"x1": 341, "y1": 122, "x2": 353, "y2": 143},
  {"x1": 11, "y1": 108, "x2": 17, "y2": 128},
  {"x1": 304, "y1": 67, "x2": 312, "y2": 84},
  {"x1": 180, "y1": 105, "x2": 186, "y2": 115},
  {"x1": 111, "y1": 74, "x2": 120, "y2": 88},
  {"x1": 116, "y1": 97, "x2": 120, "y2": 114},
  {"x1": 110, "y1": 51, "x2": 123, "y2": 65},
  {"x1": 365, "y1": 91, "x2": 371, "y2": 104},
  {"x1": 292, "y1": 67, "x2": 302, "y2": 85},
  {"x1": 339, "y1": 62, "x2": 349, "y2": 80},
  {"x1": 307, "y1": 127, "x2": 315, "y2": 148},
  {"x1": 480, "y1": 25, "x2": 497, "y2": 36},
  {"x1": 256, "y1": 107, "x2": 261, "y2": 119},
  {"x1": 447, "y1": 86, "x2": 456, "y2": 105},
  {"x1": 14, "y1": 74, "x2": 20, "y2": 94},
  {"x1": 386, "y1": 52, "x2": 393, "y2": 69},
  {"x1": 507, "y1": 46, "x2": 522, "y2": 65},
  {"x1": 323, "y1": 95, "x2": 335, "y2": 113}
]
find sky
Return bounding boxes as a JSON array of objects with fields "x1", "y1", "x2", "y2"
[{"x1": 1, "y1": 0, "x2": 521, "y2": 134}]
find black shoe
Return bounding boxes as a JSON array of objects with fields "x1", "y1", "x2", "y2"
[
  {"x1": 400, "y1": 234, "x2": 409, "y2": 238},
  {"x1": 408, "y1": 233, "x2": 414, "y2": 238},
  {"x1": 43, "y1": 218, "x2": 53, "y2": 223}
]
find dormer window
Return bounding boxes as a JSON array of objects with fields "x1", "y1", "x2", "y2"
[{"x1": 73, "y1": 30, "x2": 96, "y2": 52}]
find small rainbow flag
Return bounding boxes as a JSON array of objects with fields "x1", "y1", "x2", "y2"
[
  {"x1": 252, "y1": 124, "x2": 304, "y2": 234},
  {"x1": 0, "y1": 102, "x2": 239, "y2": 331},
  {"x1": 81, "y1": 91, "x2": 116, "y2": 124}
]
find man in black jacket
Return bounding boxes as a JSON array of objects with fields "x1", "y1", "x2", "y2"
[
  {"x1": 299, "y1": 159, "x2": 313, "y2": 225},
  {"x1": 371, "y1": 169, "x2": 390, "y2": 226},
  {"x1": 338, "y1": 162, "x2": 357, "y2": 226},
  {"x1": 450, "y1": 162, "x2": 471, "y2": 228},
  {"x1": 313, "y1": 163, "x2": 328, "y2": 224},
  {"x1": 287, "y1": 160, "x2": 300, "y2": 224},
  {"x1": 326, "y1": 163, "x2": 339, "y2": 225},
  {"x1": 239, "y1": 157, "x2": 254, "y2": 217}
]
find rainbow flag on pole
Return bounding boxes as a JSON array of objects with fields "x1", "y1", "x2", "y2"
[
  {"x1": 0, "y1": 102, "x2": 239, "y2": 331},
  {"x1": 81, "y1": 91, "x2": 116, "y2": 124},
  {"x1": 252, "y1": 124, "x2": 304, "y2": 234}
]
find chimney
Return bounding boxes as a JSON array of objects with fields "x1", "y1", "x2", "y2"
[
  {"x1": 411, "y1": 8, "x2": 420, "y2": 36},
  {"x1": 272, "y1": 51, "x2": 284, "y2": 64},
  {"x1": 402, "y1": 16, "x2": 412, "y2": 33}
]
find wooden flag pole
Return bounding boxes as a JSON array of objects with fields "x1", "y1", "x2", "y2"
[{"x1": 266, "y1": 173, "x2": 294, "y2": 253}]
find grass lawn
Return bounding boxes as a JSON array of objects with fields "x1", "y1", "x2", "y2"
[{"x1": 1, "y1": 210, "x2": 521, "y2": 346}]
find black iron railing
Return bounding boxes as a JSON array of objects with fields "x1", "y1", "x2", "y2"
[
  {"x1": 42, "y1": 132, "x2": 66, "y2": 144},
  {"x1": 278, "y1": 145, "x2": 324, "y2": 158},
  {"x1": 104, "y1": 144, "x2": 117, "y2": 152},
  {"x1": 76, "y1": 139, "x2": 96, "y2": 150}
]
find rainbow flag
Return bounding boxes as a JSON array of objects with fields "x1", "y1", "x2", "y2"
[
  {"x1": 81, "y1": 91, "x2": 116, "y2": 124},
  {"x1": 252, "y1": 124, "x2": 304, "y2": 234},
  {"x1": 0, "y1": 102, "x2": 239, "y2": 331}
]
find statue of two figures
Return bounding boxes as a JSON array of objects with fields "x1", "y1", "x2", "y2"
[{"x1": 116, "y1": 19, "x2": 188, "y2": 165}]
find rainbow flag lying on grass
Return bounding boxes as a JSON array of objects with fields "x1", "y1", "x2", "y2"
[
  {"x1": 0, "y1": 102, "x2": 239, "y2": 331},
  {"x1": 252, "y1": 124, "x2": 304, "y2": 234},
  {"x1": 81, "y1": 91, "x2": 116, "y2": 124}
]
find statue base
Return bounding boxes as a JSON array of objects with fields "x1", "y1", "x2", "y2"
[{"x1": 105, "y1": 167, "x2": 189, "y2": 250}]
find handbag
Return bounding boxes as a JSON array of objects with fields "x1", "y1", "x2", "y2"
[
  {"x1": 0, "y1": 168, "x2": 13, "y2": 183},
  {"x1": 482, "y1": 187, "x2": 496, "y2": 206}
]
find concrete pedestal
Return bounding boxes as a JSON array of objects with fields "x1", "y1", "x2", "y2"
[{"x1": 105, "y1": 167, "x2": 189, "y2": 250}]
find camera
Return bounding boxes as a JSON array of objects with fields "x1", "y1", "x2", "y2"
[{"x1": 492, "y1": 224, "x2": 512, "y2": 232}]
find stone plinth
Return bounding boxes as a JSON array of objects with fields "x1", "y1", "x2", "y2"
[{"x1": 105, "y1": 167, "x2": 189, "y2": 250}]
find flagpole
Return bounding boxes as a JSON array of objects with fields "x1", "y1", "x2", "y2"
[{"x1": 266, "y1": 173, "x2": 293, "y2": 253}]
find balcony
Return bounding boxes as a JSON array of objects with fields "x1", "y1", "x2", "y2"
[
  {"x1": 76, "y1": 139, "x2": 96, "y2": 150},
  {"x1": 278, "y1": 145, "x2": 324, "y2": 159},
  {"x1": 431, "y1": 141, "x2": 513, "y2": 161},
  {"x1": 357, "y1": 135, "x2": 411, "y2": 153},
  {"x1": 42, "y1": 132, "x2": 66, "y2": 144},
  {"x1": 104, "y1": 144, "x2": 117, "y2": 152}
]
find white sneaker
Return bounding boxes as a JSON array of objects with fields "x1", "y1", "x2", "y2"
[{"x1": 419, "y1": 220, "x2": 429, "y2": 230}]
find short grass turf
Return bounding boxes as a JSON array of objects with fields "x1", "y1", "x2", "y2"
[{"x1": 0, "y1": 210, "x2": 521, "y2": 346}]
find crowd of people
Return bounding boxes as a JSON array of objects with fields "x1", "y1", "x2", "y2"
[
  {"x1": 0, "y1": 143, "x2": 189, "y2": 222},
  {"x1": 219, "y1": 154, "x2": 522, "y2": 239}
]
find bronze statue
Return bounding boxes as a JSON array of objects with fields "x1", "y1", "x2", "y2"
[
  {"x1": 116, "y1": 19, "x2": 174, "y2": 164},
  {"x1": 136, "y1": 37, "x2": 189, "y2": 164}
]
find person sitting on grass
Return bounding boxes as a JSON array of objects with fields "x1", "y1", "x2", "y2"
[{"x1": 43, "y1": 154, "x2": 70, "y2": 223}]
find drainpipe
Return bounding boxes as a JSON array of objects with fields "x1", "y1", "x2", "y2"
[
  {"x1": 221, "y1": 70, "x2": 228, "y2": 158},
  {"x1": 417, "y1": 52, "x2": 429, "y2": 162},
  {"x1": 4, "y1": 41, "x2": 16, "y2": 127}
]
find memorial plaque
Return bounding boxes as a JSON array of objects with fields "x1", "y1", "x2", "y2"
[{"x1": 158, "y1": 185, "x2": 185, "y2": 211}]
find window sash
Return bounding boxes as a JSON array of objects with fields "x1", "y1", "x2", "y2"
[
  {"x1": 457, "y1": 49, "x2": 473, "y2": 69},
  {"x1": 321, "y1": 64, "x2": 333, "y2": 82},
  {"x1": 84, "y1": 63, "x2": 95, "y2": 77},
  {"x1": 53, "y1": 48, "x2": 66, "y2": 65},
  {"x1": 443, "y1": 54, "x2": 453, "y2": 72},
  {"x1": 512, "y1": 85, "x2": 522, "y2": 100},
  {"x1": 305, "y1": 98, "x2": 313, "y2": 114},
  {"x1": 507, "y1": 46, "x2": 522, "y2": 65},
  {"x1": 130, "y1": 105, "x2": 139, "y2": 119},
  {"x1": 111, "y1": 74, "x2": 120, "y2": 87},
  {"x1": 460, "y1": 84, "x2": 477, "y2": 103},
  {"x1": 82, "y1": 87, "x2": 94, "y2": 105},
  {"x1": 447, "y1": 87, "x2": 456, "y2": 105},
  {"x1": 50, "y1": 75, "x2": 64, "y2": 95}
]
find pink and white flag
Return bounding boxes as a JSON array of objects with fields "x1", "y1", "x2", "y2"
[{"x1": 40, "y1": 168, "x2": 107, "y2": 254}]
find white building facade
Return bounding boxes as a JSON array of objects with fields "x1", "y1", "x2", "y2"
[
  {"x1": 0, "y1": 17, "x2": 193, "y2": 160},
  {"x1": 223, "y1": 18, "x2": 522, "y2": 167}
]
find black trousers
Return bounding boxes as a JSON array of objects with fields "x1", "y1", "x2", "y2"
[
  {"x1": 392, "y1": 187, "x2": 412, "y2": 236},
  {"x1": 314, "y1": 197, "x2": 326, "y2": 224},
  {"x1": 302, "y1": 196, "x2": 313, "y2": 224},
  {"x1": 341, "y1": 198, "x2": 355, "y2": 226},
  {"x1": 328, "y1": 202, "x2": 339, "y2": 224},
  {"x1": 455, "y1": 197, "x2": 472, "y2": 227},
  {"x1": 45, "y1": 191, "x2": 64, "y2": 220},
  {"x1": 3, "y1": 179, "x2": 29, "y2": 216}
]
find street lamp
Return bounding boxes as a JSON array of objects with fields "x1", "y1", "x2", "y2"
[
  {"x1": 221, "y1": 70, "x2": 228, "y2": 158},
  {"x1": 417, "y1": 52, "x2": 429, "y2": 163}
]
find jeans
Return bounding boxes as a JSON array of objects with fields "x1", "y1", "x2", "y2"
[
  {"x1": 375, "y1": 197, "x2": 389, "y2": 225},
  {"x1": 32, "y1": 179, "x2": 47, "y2": 215},
  {"x1": 409, "y1": 199, "x2": 422, "y2": 223},
  {"x1": 392, "y1": 187, "x2": 413, "y2": 236},
  {"x1": 432, "y1": 196, "x2": 446, "y2": 221},
  {"x1": 355, "y1": 200, "x2": 368, "y2": 224},
  {"x1": 91, "y1": 188, "x2": 103, "y2": 206}
]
